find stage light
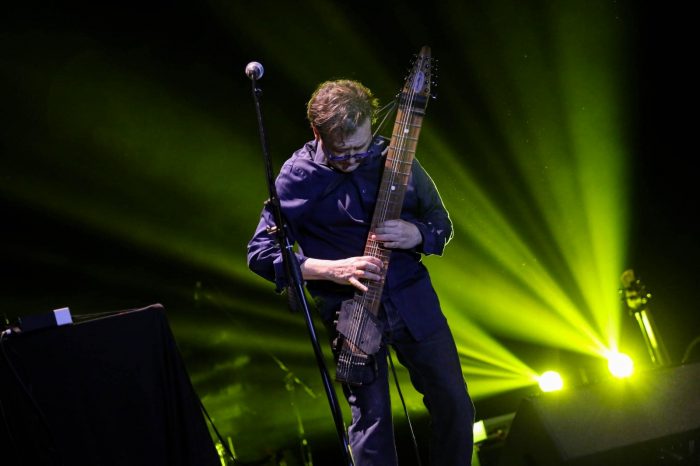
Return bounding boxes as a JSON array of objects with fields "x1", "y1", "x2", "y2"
[
  {"x1": 537, "y1": 371, "x2": 564, "y2": 392},
  {"x1": 473, "y1": 420, "x2": 487, "y2": 444},
  {"x1": 607, "y1": 352, "x2": 634, "y2": 378}
]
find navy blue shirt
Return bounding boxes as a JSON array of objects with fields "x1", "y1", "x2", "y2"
[{"x1": 247, "y1": 140, "x2": 453, "y2": 340}]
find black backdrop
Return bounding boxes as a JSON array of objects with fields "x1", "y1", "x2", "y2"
[{"x1": 0, "y1": 304, "x2": 220, "y2": 466}]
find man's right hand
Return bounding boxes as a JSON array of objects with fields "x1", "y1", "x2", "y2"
[{"x1": 300, "y1": 256, "x2": 384, "y2": 292}]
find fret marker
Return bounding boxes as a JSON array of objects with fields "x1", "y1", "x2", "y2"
[
  {"x1": 391, "y1": 185, "x2": 396, "y2": 191},
  {"x1": 404, "y1": 128, "x2": 409, "y2": 134}
]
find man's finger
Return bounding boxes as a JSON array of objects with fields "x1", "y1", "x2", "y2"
[{"x1": 348, "y1": 276, "x2": 368, "y2": 292}]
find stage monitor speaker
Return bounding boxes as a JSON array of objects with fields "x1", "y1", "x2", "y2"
[{"x1": 498, "y1": 363, "x2": 700, "y2": 466}]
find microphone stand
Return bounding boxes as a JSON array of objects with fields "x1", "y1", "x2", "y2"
[
  {"x1": 272, "y1": 355, "x2": 316, "y2": 465},
  {"x1": 620, "y1": 270, "x2": 671, "y2": 367},
  {"x1": 247, "y1": 73, "x2": 354, "y2": 466}
]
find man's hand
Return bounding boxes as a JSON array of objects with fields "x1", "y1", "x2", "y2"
[
  {"x1": 301, "y1": 256, "x2": 384, "y2": 292},
  {"x1": 371, "y1": 219, "x2": 422, "y2": 249}
]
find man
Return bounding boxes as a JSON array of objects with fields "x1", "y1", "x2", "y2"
[{"x1": 247, "y1": 79, "x2": 474, "y2": 465}]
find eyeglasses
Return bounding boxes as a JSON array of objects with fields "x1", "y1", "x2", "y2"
[{"x1": 324, "y1": 136, "x2": 389, "y2": 162}]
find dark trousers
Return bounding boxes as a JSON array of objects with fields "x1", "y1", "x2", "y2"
[{"x1": 342, "y1": 321, "x2": 475, "y2": 465}]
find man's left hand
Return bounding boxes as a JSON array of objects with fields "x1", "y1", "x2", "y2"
[{"x1": 372, "y1": 220, "x2": 422, "y2": 249}]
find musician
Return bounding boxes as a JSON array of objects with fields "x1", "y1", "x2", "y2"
[{"x1": 247, "y1": 79, "x2": 474, "y2": 465}]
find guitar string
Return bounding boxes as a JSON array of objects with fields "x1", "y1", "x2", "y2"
[
  {"x1": 345, "y1": 57, "x2": 424, "y2": 376},
  {"x1": 343, "y1": 56, "x2": 427, "y2": 378}
]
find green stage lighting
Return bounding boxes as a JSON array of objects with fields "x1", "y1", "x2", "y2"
[
  {"x1": 607, "y1": 352, "x2": 634, "y2": 378},
  {"x1": 538, "y1": 370, "x2": 564, "y2": 392},
  {"x1": 473, "y1": 420, "x2": 488, "y2": 444},
  {"x1": 0, "y1": 0, "x2": 640, "y2": 457}
]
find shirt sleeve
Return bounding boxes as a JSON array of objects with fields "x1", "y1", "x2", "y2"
[
  {"x1": 409, "y1": 158, "x2": 453, "y2": 256},
  {"x1": 246, "y1": 160, "x2": 313, "y2": 292},
  {"x1": 247, "y1": 203, "x2": 308, "y2": 292}
]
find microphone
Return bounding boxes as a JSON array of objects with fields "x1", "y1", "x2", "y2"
[{"x1": 245, "y1": 61, "x2": 264, "y2": 80}]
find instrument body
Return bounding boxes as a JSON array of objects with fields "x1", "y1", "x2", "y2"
[{"x1": 335, "y1": 46, "x2": 434, "y2": 385}]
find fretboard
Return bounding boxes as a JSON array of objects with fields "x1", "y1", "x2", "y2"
[
  {"x1": 358, "y1": 108, "x2": 425, "y2": 316},
  {"x1": 334, "y1": 45, "x2": 433, "y2": 386}
]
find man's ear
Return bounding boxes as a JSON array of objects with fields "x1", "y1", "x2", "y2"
[{"x1": 311, "y1": 126, "x2": 321, "y2": 141}]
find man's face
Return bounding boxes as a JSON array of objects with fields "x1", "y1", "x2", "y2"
[{"x1": 320, "y1": 118, "x2": 372, "y2": 173}]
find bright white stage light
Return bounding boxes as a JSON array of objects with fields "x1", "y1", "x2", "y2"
[
  {"x1": 538, "y1": 371, "x2": 563, "y2": 392},
  {"x1": 607, "y1": 352, "x2": 634, "y2": 378}
]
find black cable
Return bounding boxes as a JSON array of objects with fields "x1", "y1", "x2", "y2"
[
  {"x1": 198, "y1": 397, "x2": 239, "y2": 464},
  {"x1": 195, "y1": 284, "x2": 318, "y2": 465},
  {"x1": 0, "y1": 330, "x2": 63, "y2": 465},
  {"x1": 198, "y1": 395, "x2": 286, "y2": 466},
  {"x1": 0, "y1": 343, "x2": 20, "y2": 464},
  {"x1": 681, "y1": 335, "x2": 700, "y2": 364},
  {"x1": 164, "y1": 304, "x2": 239, "y2": 465},
  {"x1": 387, "y1": 347, "x2": 423, "y2": 466}
]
